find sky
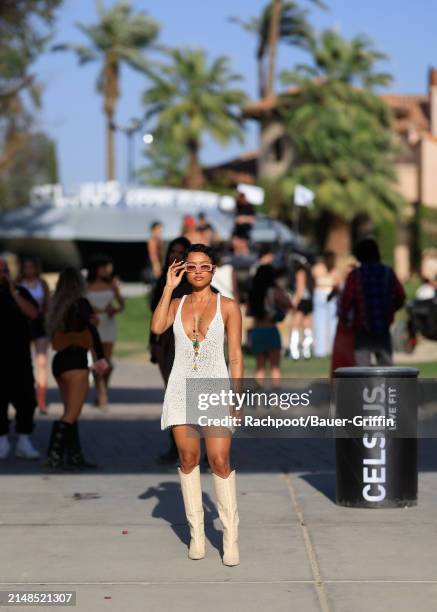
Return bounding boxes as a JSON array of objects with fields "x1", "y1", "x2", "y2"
[{"x1": 33, "y1": 0, "x2": 437, "y2": 188}]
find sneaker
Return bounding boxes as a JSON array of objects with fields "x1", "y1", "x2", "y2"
[
  {"x1": 15, "y1": 435, "x2": 41, "y2": 460},
  {"x1": 0, "y1": 435, "x2": 10, "y2": 459}
]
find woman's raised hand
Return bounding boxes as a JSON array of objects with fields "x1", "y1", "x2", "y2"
[{"x1": 166, "y1": 260, "x2": 185, "y2": 289}]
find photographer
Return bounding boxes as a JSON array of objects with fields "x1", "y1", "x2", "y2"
[{"x1": 0, "y1": 256, "x2": 40, "y2": 460}]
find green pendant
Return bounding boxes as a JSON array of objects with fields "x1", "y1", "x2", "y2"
[{"x1": 193, "y1": 340, "x2": 200, "y2": 349}]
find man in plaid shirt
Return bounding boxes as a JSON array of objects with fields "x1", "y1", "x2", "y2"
[{"x1": 339, "y1": 238, "x2": 405, "y2": 366}]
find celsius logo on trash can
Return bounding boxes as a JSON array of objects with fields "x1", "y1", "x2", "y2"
[
  {"x1": 362, "y1": 384, "x2": 386, "y2": 503},
  {"x1": 335, "y1": 366, "x2": 418, "y2": 509}
]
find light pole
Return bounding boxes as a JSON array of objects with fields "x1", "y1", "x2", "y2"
[{"x1": 111, "y1": 117, "x2": 152, "y2": 185}]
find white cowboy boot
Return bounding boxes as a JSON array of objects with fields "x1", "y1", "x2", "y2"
[
  {"x1": 178, "y1": 465, "x2": 205, "y2": 560},
  {"x1": 212, "y1": 470, "x2": 240, "y2": 566}
]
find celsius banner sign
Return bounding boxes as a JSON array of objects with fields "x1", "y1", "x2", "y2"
[{"x1": 30, "y1": 182, "x2": 237, "y2": 211}]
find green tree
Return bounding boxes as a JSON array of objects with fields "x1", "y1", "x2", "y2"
[
  {"x1": 143, "y1": 48, "x2": 247, "y2": 190},
  {"x1": 0, "y1": 132, "x2": 59, "y2": 210},
  {"x1": 0, "y1": 0, "x2": 61, "y2": 173},
  {"x1": 279, "y1": 29, "x2": 404, "y2": 244},
  {"x1": 231, "y1": 0, "x2": 325, "y2": 97},
  {"x1": 53, "y1": 0, "x2": 159, "y2": 181},
  {"x1": 138, "y1": 132, "x2": 186, "y2": 187}
]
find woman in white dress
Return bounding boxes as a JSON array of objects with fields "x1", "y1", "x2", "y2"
[
  {"x1": 86, "y1": 255, "x2": 125, "y2": 408},
  {"x1": 151, "y1": 244, "x2": 243, "y2": 566},
  {"x1": 19, "y1": 257, "x2": 51, "y2": 414}
]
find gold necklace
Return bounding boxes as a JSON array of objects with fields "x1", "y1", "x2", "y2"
[{"x1": 190, "y1": 292, "x2": 211, "y2": 370}]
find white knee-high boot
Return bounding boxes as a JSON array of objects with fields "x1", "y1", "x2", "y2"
[
  {"x1": 212, "y1": 470, "x2": 240, "y2": 566},
  {"x1": 178, "y1": 465, "x2": 205, "y2": 560}
]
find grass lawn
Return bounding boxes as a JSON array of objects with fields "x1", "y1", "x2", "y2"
[
  {"x1": 115, "y1": 295, "x2": 150, "y2": 357},
  {"x1": 116, "y1": 297, "x2": 437, "y2": 377}
]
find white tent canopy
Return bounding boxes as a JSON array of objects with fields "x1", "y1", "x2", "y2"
[{"x1": 0, "y1": 183, "x2": 298, "y2": 244}]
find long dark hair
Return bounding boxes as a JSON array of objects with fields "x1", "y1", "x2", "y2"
[
  {"x1": 150, "y1": 237, "x2": 191, "y2": 312},
  {"x1": 86, "y1": 254, "x2": 113, "y2": 283},
  {"x1": 48, "y1": 267, "x2": 85, "y2": 337},
  {"x1": 248, "y1": 264, "x2": 276, "y2": 319},
  {"x1": 165, "y1": 236, "x2": 191, "y2": 270}
]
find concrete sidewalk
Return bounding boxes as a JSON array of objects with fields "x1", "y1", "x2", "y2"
[{"x1": 1, "y1": 362, "x2": 437, "y2": 612}]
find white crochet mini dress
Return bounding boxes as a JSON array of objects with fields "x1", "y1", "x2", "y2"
[{"x1": 161, "y1": 292, "x2": 230, "y2": 430}]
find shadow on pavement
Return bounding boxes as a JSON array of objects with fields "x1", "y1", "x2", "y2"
[
  {"x1": 2, "y1": 414, "x2": 437, "y2": 504},
  {"x1": 138, "y1": 482, "x2": 221, "y2": 552}
]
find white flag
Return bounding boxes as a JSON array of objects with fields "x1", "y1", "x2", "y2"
[
  {"x1": 237, "y1": 183, "x2": 265, "y2": 205},
  {"x1": 294, "y1": 184, "x2": 315, "y2": 208}
]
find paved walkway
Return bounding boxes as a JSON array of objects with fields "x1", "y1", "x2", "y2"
[{"x1": 1, "y1": 362, "x2": 437, "y2": 611}]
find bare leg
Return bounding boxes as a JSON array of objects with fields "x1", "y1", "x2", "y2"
[
  {"x1": 269, "y1": 349, "x2": 281, "y2": 383},
  {"x1": 94, "y1": 342, "x2": 113, "y2": 409},
  {"x1": 45, "y1": 370, "x2": 89, "y2": 469},
  {"x1": 172, "y1": 425, "x2": 201, "y2": 473},
  {"x1": 255, "y1": 353, "x2": 266, "y2": 385},
  {"x1": 34, "y1": 337, "x2": 49, "y2": 412},
  {"x1": 58, "y1": 370, "x2": 89, "y2": 423},
  {"x1": 204, "y1": 430, "x2": 232, "y2": 478}
]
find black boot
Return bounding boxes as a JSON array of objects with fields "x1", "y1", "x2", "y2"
[
  {"x1": 44, "y1": 420, "x2": 68, "y2": 469},
  {"x1": 64, "y1": 421, "x2": 97, "y2": 470}
]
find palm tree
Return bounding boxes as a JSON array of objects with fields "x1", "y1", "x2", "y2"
[
  {"x1": 53, "y1": 0, "x2": 159, "y2": 181},
  {"x1": 143, "y1": 49, "x2": 247, "y2": 190},
  {"x1": 279, "y1": 30, "x2": 404, "y2": 251},
  {"x1": 231, "y1": 0, "x2": 326, "y2": 97}
]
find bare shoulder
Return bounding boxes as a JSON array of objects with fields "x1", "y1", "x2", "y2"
[{"x1": 221, "y1": 295, "x2": 241, "y2": 319}]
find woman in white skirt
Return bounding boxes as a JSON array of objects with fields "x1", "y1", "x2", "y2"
[{"x1": 151, "y1": 243, "x2": 243, "y2": 566}]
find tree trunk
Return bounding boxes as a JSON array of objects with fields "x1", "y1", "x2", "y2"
[
  {"x1": 258, "y1": 57, "x2": 266, "y2": 98},
  {"x1": 103, "y1": 56, "x2": 119, "y2": 182},
  {"x1": 184, "y1": 139, "x2": 205, "y2": 189},
  {"x1": 105, "y1": 112, "x2": 115, "y2": 181},
  {"x1": 266, "y1": 0, "x2": 282, "y2": 97}
]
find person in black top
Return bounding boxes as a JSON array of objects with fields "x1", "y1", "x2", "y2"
[
  {"x1": 46, "y1": 267, "x2": 108, "y2": 470},
  {"x1": 0, "y1": 257, "x2": 41, "y2": 461},
  {"x1": 149, "y1": 237, "x2": 191, "y2": 464},
  {"x1": 234, "y1": 191, "x2": 256, "y2": 240}
]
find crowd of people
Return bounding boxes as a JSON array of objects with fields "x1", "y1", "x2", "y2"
[
  {"x1": 0, "y1": 197, "x2": 407, "y2": 472},
  {"x1": 0, "y1": 254, "x2": 124, "y2": 464},
  {"x1": 0, "y1": 220, "x2": 409, "y2": 568}
]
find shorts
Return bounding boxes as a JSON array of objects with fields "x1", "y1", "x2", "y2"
[
  {"x1": 297, "y1": 298, "x2": 313, "y2": 315},
  {"x1": 52, "y1": 346, "x2": 89, "y2": 378},
  {"x1": 248, "y1": 326, "x2": 282, "y2": 354}
]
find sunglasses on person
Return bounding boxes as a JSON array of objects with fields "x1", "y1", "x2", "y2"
[{"x1": 184, "y1": 262, "x2": 214, "y2": 273}]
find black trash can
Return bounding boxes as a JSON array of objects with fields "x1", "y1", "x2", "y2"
[{"x1": 334, "y1": 367, "x2": 418, "y2": 508}]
